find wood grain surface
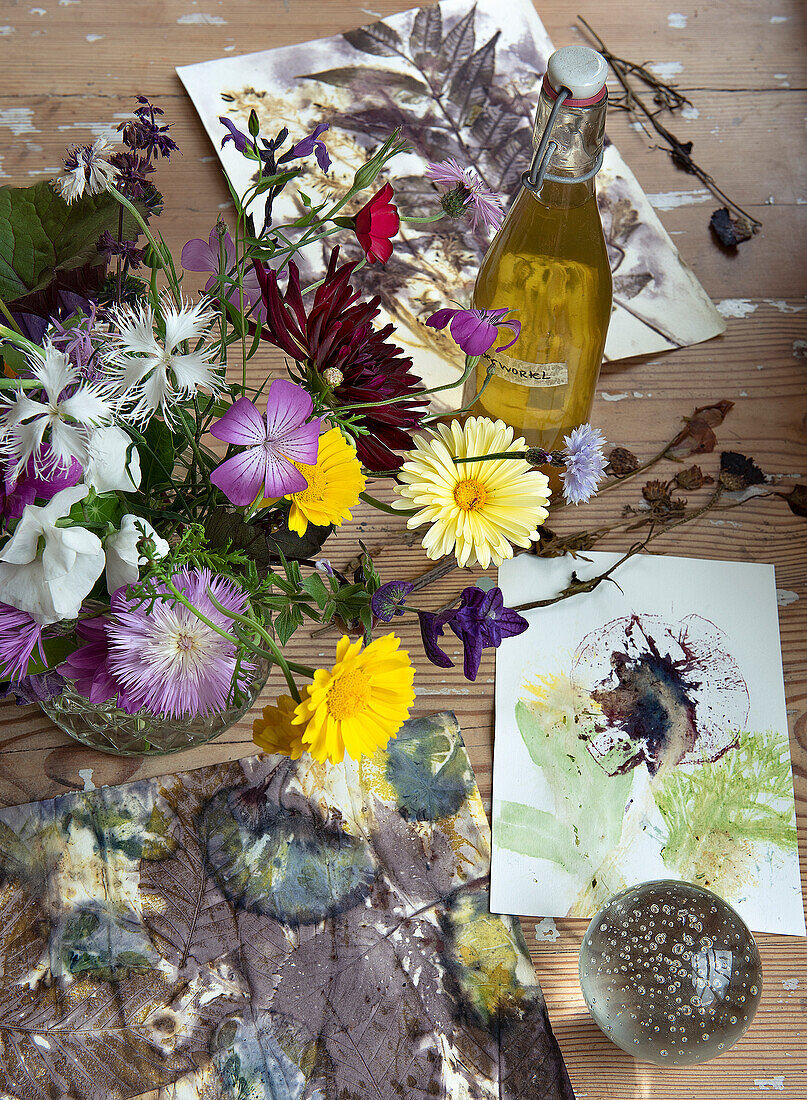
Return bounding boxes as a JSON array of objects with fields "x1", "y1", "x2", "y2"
[{"x1": 1, "y1": 0, "x2": 806, "y2": 1096}]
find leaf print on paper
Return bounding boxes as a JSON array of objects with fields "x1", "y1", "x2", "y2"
[{"x1": 0, "y1": 712, "x2": 574, "y2": 1100}]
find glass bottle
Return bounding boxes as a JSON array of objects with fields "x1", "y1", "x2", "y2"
[{"x1": 466, "y1": 46, "x2": 612, "y2": 451}]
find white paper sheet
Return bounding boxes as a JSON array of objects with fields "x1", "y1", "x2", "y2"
[{"x1": 491, "y1": 551, "x2": 805, "y2": 936}]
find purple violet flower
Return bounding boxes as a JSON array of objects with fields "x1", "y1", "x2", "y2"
[
  {"x1": 418, "y1": 586, "x2": 528, "y2": 681},
  {"x1": 119, "y1": 97, "x2": 178, "y2": 160},
  {"x1": 209, "y1": 380, "x2": 322, "y2": 506},
  {"x1": 0, "y1": 670, "x2": 65, "y2": 705},
  {"x1": 290, "y1": 123, "x2": 331, "y2": 173},
  {"x1": 59, "y1": 607, "x2": 128, "y2": 707},
  {"x1": 50, "y1": 306, "x2": 100, "y2": 377},
  {"x1": 1, "y1": 455, "x2": 83, "y2": 522},
  {"x1": 561, "y1": 424, "x2": 608, "y2": 504},
  {"x1": 219, "y1": 117, "x2": 254, "y2": 155},
  {"x1": 106, "y1": 568, "x2": 254, "y2": 719},
  {"x1": 426, "y1": 307, "x2": 521, "y2": 357},
  {"x1": 181, "y1": 227, "x2": 265, "y2": 320},
  {"x1": 425, "y1": 157, "x2": 504, "y2": 232},
  {"x1": 0, "y1": 601, "x2": 46, "y2": 681},
  {"x1": 371, "y1": 580, "x2": 414, "y2": 623}
]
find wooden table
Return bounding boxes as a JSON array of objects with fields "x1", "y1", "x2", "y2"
[{"x1": 2, "y1": 0, "x2": 806, "y2": 1096}]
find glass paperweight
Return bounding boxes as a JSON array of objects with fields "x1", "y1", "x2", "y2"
[{"x1": 579, "y1": 880, "x2": 762, "y2": 1066}]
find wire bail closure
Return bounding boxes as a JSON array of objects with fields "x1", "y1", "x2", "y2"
[{"x1": 522, "y1": 85, "x2": 604, "y2": 193}]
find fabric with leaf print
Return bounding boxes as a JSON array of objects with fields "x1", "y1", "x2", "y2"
[
  {"x1": 0, "y1": 712, "x2": 574, "y2": 1100},
  {"x1": 178, "y1": 0, "x2": 725, "y2": 412}
]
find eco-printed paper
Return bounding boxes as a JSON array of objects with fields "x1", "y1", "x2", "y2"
[
  {"x1": 178, "y1": 0, "x2": 726, "y2": 412},
  {"x1": 491, "y1": 551, "x2": 805, "y2": 936}
]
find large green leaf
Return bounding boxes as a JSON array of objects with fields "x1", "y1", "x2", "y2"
[{"x1": 0, "y1": 180, "x2": 143, "y2": 303}]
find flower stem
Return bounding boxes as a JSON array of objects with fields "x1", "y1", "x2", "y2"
[
  {"x1": 204, "y1": 586, "x2": 302, "y2": 702},
  {"x1": 359, "y1": 491, "x2": 416, "y2": 517},
  {"x1": 0, "y1": 325, "x2": 47, "y2": 360},
  {"x1": 107, "y1": 186, "x2": 183, "y2": 307}
]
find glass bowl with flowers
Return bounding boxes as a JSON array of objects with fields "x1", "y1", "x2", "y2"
[{"x1": 0, "y1": 101, "x2": 607, "y2": 758}]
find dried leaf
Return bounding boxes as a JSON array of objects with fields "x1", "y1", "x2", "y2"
[
  {"x1": 343, "y1": 20, "x2": 403, "y2": 58},
  {"x1": 783, "y1": 484, "x2": 807, "y2": 518},
  {"x1": 410, "y1": 4, "x2": 443, "y2": 61},
  {"x1": 302, "y1": 66, "x2": 428, "y2": 98},
  {"x1": 606, "y1": 447, "x2": 640, "y2": 476},
  {"x1": 719, "y1": 451, "x2": 767, "y2": 492},
  {"x1": 613, "y1": 270, "x2": 653, "y2": 300},
  {"x1": 667, "y1": 399, "x2": 734, "y2": 458},
  {"x1": 447, "y1": 31, "x2": 501, "y2": 123},
  {"x1": 437, "y1": 4, "x2": 477, "y2": 78},
  {"x1": 674, "y1": 465, "x2": 714, "y2": 491},
  {"x1": 710, "y1": 207, "x2": 755, "y2": 250}
]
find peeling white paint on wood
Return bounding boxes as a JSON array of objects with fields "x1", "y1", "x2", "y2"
[
  {"x1": 535, "y1": 917, "x2": 560, "y2": 942},
  {"x1": 647, "y1": 188, "x2": 710, "y2": 210},
  {"x1": 776, "y1": 590, "x2": 799, "y2": 607},
  {"x1": 667, "y1": 12, "x2": 687, "y2": 28},
  {"x1": 681, "y1": 105, "x2": 699, "y2": 120},
  {"x1": 601, "y1": 392, "x2": 630, "y2": 402},
  {"x1": 648, "y1": 61, "x2": 683, "y2": 80},
  {"x1": 764, "y1": 299, "x2": 805, "y2": 314},
  {"x1": 177, "y1": 12, "x2": 228, "y2": 24},
  {"x1": 0, "y1": 25, "x2": 15, "y2": 34},
  {"x1": 792, "y1": 339, "x2": 807, "y2": 358},
  {"x1": 716, "y1": 299, "x2": 758, "y2": 318},
  {"x1": 0, "y1": 108, "x2": 39, "y2": 136},
  {"x1": 770, "y1": 15, "x2": 788, "y2": 22},
  {"x1": 782, "y1": 977, "x2": 800, "y2": 990},
  {"x1": 85, "y1": 33, "x2": 103, "y2": 41},
  {"x1": 753, "y1": 1078, "x2": 785, "y2": 1092},
  {"x1": 78, "y1": 768, "x2": 96, "y2": 791}
]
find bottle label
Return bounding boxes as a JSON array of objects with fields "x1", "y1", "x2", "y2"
[{"x1": 489, "y1": 353, "x2": 568, "y2": 387}]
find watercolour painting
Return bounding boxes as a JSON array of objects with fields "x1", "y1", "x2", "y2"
[
  {"x1": 0, "y1": 713, "x2": 574, "y2": 1100},
  {"x1": 177, "y1": 0, "x2": 725, "y2": 411},
  {"x1": 491, "y1": 552, "x2": 805, "y2": 937}
]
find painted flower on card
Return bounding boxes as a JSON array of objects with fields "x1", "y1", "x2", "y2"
[
  {"x1": 209, "y1": 380, "x2": 322, "y2": 507},
  {"x1": 572, "y1": 612, "x2": 750, "y2": 776}
]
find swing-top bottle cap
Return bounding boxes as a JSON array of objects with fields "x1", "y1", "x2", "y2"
[{"x1": 545, "y1": 46, "x2": 608, "y2": 105}]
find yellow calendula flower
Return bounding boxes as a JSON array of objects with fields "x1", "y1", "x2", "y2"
[
  {"x1": 393, "y1": 416, "x2": 551, "y2": 569},
  {"x1": 253, "y1": 694, "x2": 304, "y2": 759},
  {"x1": 284, "y1": 427, "x2": 366, "y2": 536},
  {"x1": 292, "y1": 633, "x2": 415, "y2": 764}
]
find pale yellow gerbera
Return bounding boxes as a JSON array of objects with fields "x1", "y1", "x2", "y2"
[
  {"x1": 292, "y1": 633, "x2": 415, "y2": 764},
  {"x1": 393, "y1": 417, "x2": 551, "y2": 568},
  {"x1": 284, "y1": 427, "x2": 366, "y2": 536},
  {"x1": 252, "y1": 694, "x2": 304, "y2": 759}
]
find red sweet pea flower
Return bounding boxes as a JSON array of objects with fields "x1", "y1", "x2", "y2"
[{"x1": 353, "y1": 182, "x2": 399, "y2": 264}]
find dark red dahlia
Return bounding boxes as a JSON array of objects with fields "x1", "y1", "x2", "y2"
[{"x1": 254, "y1": 247, "x2": 428, "y2": 471}]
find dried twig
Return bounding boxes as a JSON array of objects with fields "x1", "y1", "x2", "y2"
[{"x1": 577, "y1": 16, "x2": 761, "y2": 233}]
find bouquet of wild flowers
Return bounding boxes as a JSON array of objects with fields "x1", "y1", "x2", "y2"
[{"x1": 0, "y1": 101, "x2": 606, "y2": 763}]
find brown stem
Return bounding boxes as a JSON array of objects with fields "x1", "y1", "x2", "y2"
[{"x1": 578, "y1": 16, "x2": 761, "y2": 230}]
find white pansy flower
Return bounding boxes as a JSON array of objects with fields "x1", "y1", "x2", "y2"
[
  {"x1": 84, "y1": 425, "x2": 141, "y2": 494},
  {"x1": 104, "y1": 515, "x2": 169, "y2": 596},
  {"x1": 0, "y1": 343, "x2": 112, "y2": 481},
  {"x1": 103, "y1": 296, "x2": 222, "y2": 427},
  {"x1": 0, "y1": 485, "x2": 105, "y2": 624},
  {"x1": 53, "y1": 137, "x2": 119, "y2": 204}
]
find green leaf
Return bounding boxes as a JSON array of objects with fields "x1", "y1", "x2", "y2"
[
  {"x1": 274, "y1": 602, "x2": 304, "y2": 645},
  {"x1": 300, "y1": 572, "x2": 330, "y2": 609},
  {"x1": 0, "y1": 181, "x2": 144, "y2": 303},
  {"x1": 139, "y1": 418, "x2": 175, "y2": 493}
]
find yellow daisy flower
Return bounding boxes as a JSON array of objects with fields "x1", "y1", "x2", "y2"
[
  {"x1": 292, "y1": 633, "x2": 415, "y2": 764},
  {"x1": 393, "y1": 416, "x2": 551, "y2": 568},
  {"x1": 252, "y1": 694, "x2": 304, "y2": 759},
  {"x1": 284, "y1": 427, "x2": 366, "y2": 536}
]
